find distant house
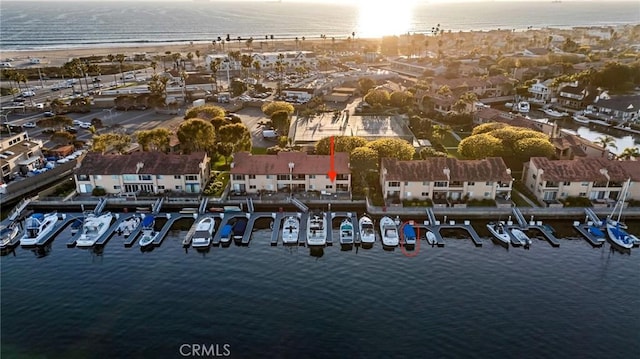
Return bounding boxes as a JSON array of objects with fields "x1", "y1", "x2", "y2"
[
  {"x1": 74, "y1": 152, "x2": 210, "y2": 195},
  {"x1": 0, "y1": 132, "x2": 43, "y2": 181},
  {"x1": 523, "y1": 157, "x2": 640, "y2": 205},
  {"x1": 557, "y1": 82, "x2": 597, "y2": 110},
  {"x1": 592, "y1": 94, "x2": 640, "y2": 123},
  {"x1": 229, "y1": 152, "x2": 350, "y2": 194},
  {"x1": 380, "y1": 157, "x2": 513, "y2": 205},
  {"x1": 528, "y1": 79, "x2": 552, "y2": 102},
  {"x1": 550, "y1": 131, "x2": 608, "y2": 160}
]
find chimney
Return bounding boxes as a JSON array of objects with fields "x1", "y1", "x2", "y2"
[
  {"x1": 599, "y1": 168, "x2": 610, "y2": 180},
  {"x1": 135, "y1": 161, "x2": 144, "y2": 174},
  {"x1": 443, "y1": 167, "x2": 450, "y2": 180}
]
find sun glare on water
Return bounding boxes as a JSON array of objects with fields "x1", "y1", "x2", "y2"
[{"x1": 356, "y1": 0, "x2": 415, "y2": 38}]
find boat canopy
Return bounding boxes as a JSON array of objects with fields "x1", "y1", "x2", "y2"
[
  {"x1": 403, "y1": 224, "x2": 416, "y2": 239},
  {"x1": 220, "y1": 224, "x2": 233, "y2": 237},
  {"x1": 142, "y1": 215, "x2": 155, "y2": 228},
  {"x1": 232, "y1": 219, "x2": 247, "y2": 235}
]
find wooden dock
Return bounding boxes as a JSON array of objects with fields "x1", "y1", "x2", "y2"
[
  {"x1": 151, "y1": 214, "x2": 191, "y2": 246},
  {"x1": 528, "y1": 225, "x2": 561, "y2": 247},
  {"x1": 436, "y1": 220, "x2": 483, "y2": 247},
  {"x1": 573, "y1": 223, "x2": 606, "y2": 247}
]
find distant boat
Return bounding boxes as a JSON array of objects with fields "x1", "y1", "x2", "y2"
[
  {"x1": 359, "y1": 214, "x2": 375, "y2": 244},
  {"x1": 339, "y1": 218, "x2": 354, "y2": 245},
  {"x1": 192, "y1": 217, "x2": 215, "y2": 248},
  {"x1": 220, "y1": 224, "x2": 233, "y2": 244},
  {"x1": 138, "y1": 215, "x2": 158, "y2": 247},
  {"x1": 76, "y1": 213, "x2": 113, "y2": 247},
  {"x1": 402, "y1": 223, "x2": 417, "y2": 246},
  {"x1": 307, "y1": 211, "x2": 327, "y2": 246},
  {"x1": 282, "y1": 216, "x2": 300, "y2": 244},
  {"x1": 572, "y1": 114, "x2": 590, "y2": 124},
  {"x1": 425, "y1": 230, "x2": 437, "y2": 245},
  {"x1": 380, "y1": 216, "x2": 399, "y2": 247},
  {"x1": 0, "y1": 224, "x2": 20, "y2": 248},
  {"x1": 20, "y1": 212, "x2": 60, "y2": 246},
  {"x1": 543, "y1": 108, "x2": 568, "y2": 118},
  {"x1": 117, "y1": 216, "x2": 140, "y2": 237},
  {"x1": 517, "y1": 101, "x2": 530, "y2": 113},
  {"x1": 486, "y1": 221, "x2": 510, "y2": 245},
  {"x1": 70, "y1": 217, "x2": 84, "y2": 235},
  {"x1": 606, "y1": 178, "x2": 636, "y2": 249}
]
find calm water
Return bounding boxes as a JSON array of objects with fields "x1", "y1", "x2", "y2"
[
  {"x1": 2, "y1": 217, "x2": 639, "y2": 358},
  {"x1": 1, "y1": 1, "x2": 639, "y2": 50}
]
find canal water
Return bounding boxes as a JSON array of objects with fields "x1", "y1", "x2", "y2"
[{"x1": 2, "y1": 218, "x2": 639, "y2": 358}]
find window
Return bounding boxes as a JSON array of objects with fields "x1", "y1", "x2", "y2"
[
  {"x1": 309, "y1": 175, "x2": 316, "y2": 179},
  {"x1": 581, "y1": 182, "x2": 589, "y2": 186},
  {"x1": 309, "y1": 184, "x2": 315, "y2": 190},
  {"x1": 468, "y1": 182, "x2": 475, "y2": 186},
  {"x1": 185, "y1": 175, "x2": 197, "y2": 181},
  {"x1": 532, "y1": 174, "x2": 537, "y2": 179},
  {"x1": 388, "y1": 181, "x2": 400, "y2": 187},
  {"x1": 175, "y1": 185, "x2": 182, "y2": 190},
  {"x1": 112, "y1": 175, "x2": 119, "y2": 180},
  {"x1": 77, "y1": 174, "x2": 89, "y2": 181},
  {"x1": 266, "y1": 175, "x2": 272, "y2": 179},
  {"x1": 139, "y1": 175, "x2": 152, "y2": 181},
  {"x1": 404, "y1": 182, "x2": 409, "y2": 186},
  {"x1": 563, "y1": 181, "x2": 570, "y2": 186},
  {"x1": 249, "y1": 174, "x2": 256, "y2": 179},
  {"x1": 156, "y1": 175, "x2": 163, "y2": 179},
  {"x1": 233, "y1": 174, "x2": 244, "y2": 181},
  {"x1": 158, "y1": 185, "x2": 165, "y2": 190},
  {"x1": 484, "y1": 192, "x2": 491, "y2": 197},
  {"x1": 325, "y1": 185, "x2": 333, "y2": 189},
  {"x1": 434, "y1": 181, "x2": 448, "y2": 187},
  {"x1": 485, "y1": 181, "x2": 493, "y2": 186},
  {"x1": 422, "y1": 181, "x2": 429, "y2": 186},
  {"x1": 113, "y1": 185, "x2": 121, "y2": 190},
  {"x1": 93, "y1": 175, "x2": 102, "y2": 180},
  {"x1": 249, "y1": 185, "x2": 256, "y2": 189},
  {"x1": 174, "y1": 175, "x2": 181, "y2": 179},
  {"x1": 337, "y1": 174, "x2": 349, "y2": 181},
  {"x1": 421, "y1": 192, "x2": 429, "y2": 197},
  {"x1": 579, "y1": 192, "x2": 586, "y2": 196},
  {"x1": 277, "y1": 174, "x2": 290, "y2": 181},
  {"x1": 123, "y1": 175, "x2": 136, "y2": 181}
]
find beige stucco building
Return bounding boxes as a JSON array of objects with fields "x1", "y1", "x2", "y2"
[
  {"x1": 74, "y1": 152, "x2": 210, "y2": 195},
  {"x1": 229, "y1": 152, "x2": 350, "y2": 194},
  {"x1": 523, "y1": 157, "x2": 640, "y2": 205},
  {"x1": 0, "y1": 131, "x2": 43, "y2": 181},
  {"x1": 380, "y1": 157, "x2": 513, "y2": 205}
]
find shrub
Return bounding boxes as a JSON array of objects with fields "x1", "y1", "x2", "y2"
[
  {"x1": 560, "y1": 196, "x2": 593, "y2": 207},
  {"x1": 92, "y1": 187, "x2": 106, "y2": 196}
]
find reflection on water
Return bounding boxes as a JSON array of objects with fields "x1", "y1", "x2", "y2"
[{"x1": 553, "y1": 118, "x2": 639, "y2": 155}]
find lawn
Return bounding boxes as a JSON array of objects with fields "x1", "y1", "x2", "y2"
[
  {"x1": 211, "y1": 155, "x2": 231, "y2": 171},
  {"x1": 441, "y1": 132, "x2": 460, "y2": 148},
  {"x1": 251, "y1": 147, "x2": 268, "y2": 155}
]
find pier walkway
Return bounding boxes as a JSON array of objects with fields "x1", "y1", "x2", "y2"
[
  {"x1": 512, "y1": 207, "x2": 528, "y2": 228},
  {"x1": 573, "y1": 222, "x2": 606, "y2": 247},
  {"x1": 436, "y1": 220, "x2": 483, "y2": 247},
  {"x1": 213, "y1": 212, "x2": 250, "y2": 245},
  {"x1": 152, "y1": 214, "x2": 191, "y2": 246}
]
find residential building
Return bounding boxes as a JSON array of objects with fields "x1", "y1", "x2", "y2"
[
  {"x1": 229, "y1": 152, "x2": 350, "y2": 194},
  {"x1": 204, "y1": 51, "x2": 317, "y2": 71},
  {"x1": 592, "y1": 94, "x2": 640, "y2": 123},
  {"x1": 380, "y1": 157, "x2": 513, "y2": 204},
  {"x1": 74, "y1": 152, "x2": 210, "y2": 195},
  {"x1": 0, "y1": 131, "x2": 43, "y2": 182},
  {"x1": 523, "y1": 157, "x2": 640, "y2": 205},
  {"x1": 528, "y1": 79, "x2": 552, "y2": 102},
  {"x1": 557, "y1": 82, "x2": 597, "y2": 109},
  {"x1": 550, "y1": 130, "x2": 608, "y2": 159}
]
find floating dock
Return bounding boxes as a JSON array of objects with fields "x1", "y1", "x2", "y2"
[
  {"x1": 436, "y1": 220, "x2": 483, "y2": 247},
  {"x1": 573, "y1": 222, "x2": 606, "y2": 247},
  {"x1": 527, "y1": 224, "x2": 561, "y2": 247}
]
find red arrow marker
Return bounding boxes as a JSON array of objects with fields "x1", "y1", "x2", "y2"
[{"x1": 327, "y1": 136, "x2": 337, "y2": 182}]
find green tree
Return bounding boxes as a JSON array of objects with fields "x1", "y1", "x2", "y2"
[
  {"x1": 350, "y1": 146, "x2": 379, "y2": 172},
  {"x1": 217, "y1": 123, "x2": 252, "y2": 153},
  {"x1": 513, "y1": 137, "x2": 555, "y2": 158},
  {"x1": 114, "y1": 95, "x2": 137, "y2": 111},
  {"x1": 389, "y1": 91, "x2": 414, "y2": 108},
  {"x1": 436, "y1": 85, "x2": 452, "y2": 97},
  {"x1": 261, "y1": 101, "x2": 295, "y2": 117},
  {"x1": 184, "y1": 105, "x2": 226, "y2": 121},
  {"x1": 135, "y1": 128, "x2": 172, "y2": 152},
  {"x1": 209, "y1": 58, "x2": 221, "y2": 93},
  {"x1": 417, "y1": 147, "x2": 447, "y2": 159},
  {"x1": 363, "y1": 89, "x2": 390, "y2": 106},
  {"x1": 358, "y1": 77, "x2": 376, "y2": 95},
  {"x1": 91, "y1": 133, "x2": 132, "y2": 154},
  {"x1": 147, "y1": 74, "x2": 169, "y2": 108},
  {"x1": 366, "y1": 138, "x2": 415, "y2": 161},
  {"x1": 471, "y1": 122, "x2": 509, "y2": 135},
  {"x1": 458, "y1": 133, "x2": 503, "y2": 159},
  {"x1": 38, "y1": 115, "x2": 73, "y2": 130},
  {"x1": 594, "y1": 135, "x2": 618, "y2": 154},
  {"x1": 270, "y1": 110, "x2": 291, "y2": 136},
  {"x1": 618, "y1": 147, "x2": 640, "y2": 160},
  {"x1": 177, "y1": 118, "x2": 216, "y2": 154},
  {"x1": 115, "y1": 53, "x2": 126, "y2": 86},
  {"x1": 50, "y1": 131, "x2": 75, "y2": 146},
  {"x1": 315, "y1": 136, "x2": 368, "y2": 155}
]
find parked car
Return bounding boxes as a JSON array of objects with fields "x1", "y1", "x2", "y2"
[
  {"x1": 21, "y1": 91, "x2": 36, "y2": 97},
  {"x1": 79, "y1": 122, "x2": 92, "y2": 129},
  {"x1": 262, "y1": 129, "x2": 279, "y2": 139},
  {"x1": 43, "y1": 111, "x2": 55, "y2": 117},
  {"x1": 64, "y1": 126, "x2": 78, "y2": 134},
  {"x1": 22, "y1": 122, "x2": 37, "y2": 128}
]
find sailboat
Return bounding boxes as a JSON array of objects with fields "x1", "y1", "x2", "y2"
[{"x1": 606, "y1": 178, "x2": 637, "y2": 249}]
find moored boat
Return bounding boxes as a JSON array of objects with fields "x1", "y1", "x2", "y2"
[
  {"x1": 0, "y1": 224, "x2": 20, "y2": 248},
  {"x1": 380, "y1": 216, "x2": 399, "y2": 247},
  {"x1": 138, "y1": 215, "x2": 158, "y2": 247},
  {"x1": 543, "y1": 108, "x2": 569, "y2": 118},
  {"x1": 76, "y1": 213, "x2": 113, "y2": 247},
  {"x1": 339, "y1": 218, "x2": 354, "y2": 245},
  {"x1": 572, "y1": 114, "x2": 590, "y2": 124},
  {"x1": 517, "y1": 101, "x2": 530, "y2": 113},
  {"x1": 307, "y1": 211, "x2": 327, "y2": 246},
  {"x1": 192, "y1": 216, "x2": 215, "y2": 248},
  {"x1": 486, "y1": 221, "x2": 510, "y2": 245},
  {"x1": 605, "y1": 178, "x2": 636, "y2": 250},
  {"x1": 401, "y1": 223, "x2": 417, "y2": 246},
  {"x1": 359, "y1": 214, "x2": 375, "y2": 244},
  {"x1": 282, "y1": 216, "x2": 300, "y2": 244},
  {"x1": 426, "y1": 230, "x2": 437, "y2": 245},
  {"x1": 219, "y1": 224, "x2": 233, "y2": 244},
  {"x1": 510, "y1": 228, "x2": 532, "y2": 246},
  {"x1": 20, "y1": 212, "x2": 60, "y2": 246},
  {"x1": 232, "y1": 218, "x2": 247, "y2": 241}
]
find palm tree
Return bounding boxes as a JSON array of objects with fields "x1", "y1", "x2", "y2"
[
  {"x1": 195, "y1": 50, "x2": 201, "y2": 67},
  {"x1": 209, "y1": 58, "x2": 221, "y2": 93},
  {"x1": 115, "y1": 54, "x2": 126, "y2": 86},
  {"x1": 171, "y1": 53, "x2": 182, "y2": 70},
  {"x1": 617, "y1": 147, "x2": 639, "y2": 160},
  {"x1": 252, "y1": 60, "x2": 261, "y2": 84},
  {"x1": 594, "y1": 135, "x2": 618, "y2": 156},
  {"x1": 186, "y1": 52, "x2": 194, "y2": 69},
  {"x1": 150, "y1": 60, "x2": 158, "y2": 74}
]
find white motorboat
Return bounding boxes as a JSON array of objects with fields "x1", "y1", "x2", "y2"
[
  {"x1": 510, "y1": 228, "x2": 532, "y2": 246},
  {"x1": 307, "y1": 211, "x2": 327, "y2": 246},
  {"x1": 572, "y1": 114, "x2": 590, "y2": 124},
  {"x1": 192, "y1": 216, "x2": 215, "y2": 248},
  {"x1": 486, "y1": 221, "x2": 510, "y2": 245},
  {"x1": 380, "y1": 216, "x2": 399, "y2": 247},
  {"x1": 117, "y1": 215, "x2": 140, "y2": 237},
  {"x1": 0, "y1": 224, "x2": 20, "y2": 248},
  {"x1": 517, "y1": 101, "x2": 530, "y2": 113},
  {"x1": 20, "y1": 212, "x2": 60, "y2": 246},
  {"x1": 339, "y1": 218, "x2": 354, "y2": 244},
  {"x1": 359, "y1": 214, "x2": 375, "y2": 244},
  {"x1": 138, "y1": 215, "x2": 158, "y2": 247},
  {"x1": 282, "y1": 216, "x2": 300, "y2": 244},
  {"x1": 426, "y1": 230, "x2": 437, "y2": 245},
  {"x1": 76, "y1": 213, "x2": 113, "y2": 247},
  {"x1": 543, "y1": 108, "x2": 568, "y2": 118}
]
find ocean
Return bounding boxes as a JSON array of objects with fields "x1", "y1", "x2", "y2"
[
  {"x1": 0, "y1": 1, "x2": 639, "y2": 51},
  {"x1": 1, "y1": 217, "x2": 639, "y2": 358}
]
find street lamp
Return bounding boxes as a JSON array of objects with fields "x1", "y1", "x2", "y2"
[{"x1": 288, "y1": 162, "x2": 295, "y2": 199}]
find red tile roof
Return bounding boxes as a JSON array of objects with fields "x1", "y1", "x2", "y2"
[
  {"x1": 231, "y1": 152, "x2": 350, "y2": 175},
  {"x1": 382, "y1": 157, "x2": 512, "y2": 182},
  {"x1": 530, "y1": 157, "x2": 638, "y2": 182},
  {"x1": 76, "y1": 152, "x2": 207, "y2": 175}
]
